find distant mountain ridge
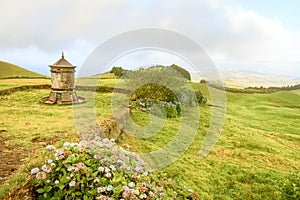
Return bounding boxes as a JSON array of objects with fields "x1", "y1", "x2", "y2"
[
  {"x1": 192, "y1": 70, "x2": 300, "y2": 88},
  {"x1": 0, "y1": 61, "x2": 45, "y2": 78}
]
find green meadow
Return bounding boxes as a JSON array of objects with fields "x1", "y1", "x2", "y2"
[{"x1": 0, "y1": 77, "x2": 299, "y2": 199}]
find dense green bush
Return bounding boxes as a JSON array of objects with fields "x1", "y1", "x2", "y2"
[
  {"x1": 122, "y1": 65, "x2": 206, "y2": 118},
  {"x1": 110, "y1": 67, "x2": 127, "y2": 78},
  {"x1": 168, "y1": 64, "x2": 191, "y2": 81}
]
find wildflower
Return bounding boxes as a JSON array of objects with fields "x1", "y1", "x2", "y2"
[
  {"x1": 64, "y1": 151, "x2": 73, "y2": 157},
  {"x1": 122, "y1": 186, "x2": 129, "y2": 191},
  {"x1": 139, "y1": 187, "x2": 148, "y2": 193},
  {"x1": 96, "y1": 141, "x2": 104, "y2": 147},
  {"x1": 46, "y1": 145, "x2": 55, "y2": 151},
  {"x1": 67, "y1": 166, "x2": 75, "y2": 172},
  {"x1": 110, "y1": 165, "x2": 116, "y2": 171},
  {"x1": 97, "y1": 186, "x2": 106, "y2": 193},
  {"x1": 76, "y1": 162, "x2": 86, "y2": 170},
  {"x1": 56, "y1": 150, "x2": 64, "y2": 155},
  {"x1": 94, "y1": 178, "x2": 99, "y2": 183},
  {"x1": 94, "y1": 154, "x2": 101, "y2": 159},
  {"x1": 148, "y1": 191, "x2": 154, "y2": 197},
  {"x1": 106, "y1": 185, "x2": 113, "y2": 191},
  {"x1": 134, "y1": 166, "x2": 141, "y2": 172},
  {"x1": 70, "y1": 142, "x2": 78, "y2": 147},
  {"x1": 46, "y1": 180, "x2": 50, "y2": 183},
  {"x1": 79, "y1": 140, "x2": 87, "y2": 147},
  {"x1": 58, "y1": 155, "x2": 65, "y2": 160},
  {"x1": 36, "y1": 172, "x2": 47, "y2": 180},
  {"x1": 105, "y1": 172, "x2": 112, "y2": 178},
  {"x1": 47, "y1": 159, "x2": 53, "y2": 164},
  {"x1": 139, "y1": 193, "x2": 147, "y2": 199},
  {"x1": 97, "y1": 195, "x2": 108, "y2": 200},
  {"x1": 78, "y1": 146, "x2": 85, "y2": 153},
  {"x1": 54, "y1": 180, "x2": 59, "y2": 184},
  {"x1": 102, "y1": 138, "x2": 110, "y2": 143},
  {"x1": 105, "y1": 167, "x2": 111, "y2": 173},
  {"x1": 188, "y1": 189, "x2": 193, "y2": 193},
  {"x1": 140, "y1": 182, "x2": 148, "y2": 187},
  {"x1": 122, "y1": 190, "x2": 131, "y2": 198},
  {"x1": 142, "y1": 171, "x2": 149, "y2": 176},
  {"x1": 63, "y1": 142, "x2": 70, "y2": 148},
  {"x1": 41, "y1": 164, "x2": 52, "y2": 173},
  {"x1": 132, "y1": 173, "x2": 140, "y2": 180},
  {"x1": 117, "y1": 159, "x2": 124, "y2": 164},
  {"x1": 105, "y1": 143, "x2": 113, "y2": 148},
  {"x1": 69, "y1": 180, "x2": 76, "y2": 187},
  {"x1": 134, "y1": 189, "x2": 140, "y2": 195},
  {"x1": 64, "y1": 150, "x2": 72, "y2": 157},
  {"x1": 99, "y1": 159, "x2": 105, "y2": 164},
  {"x1": 30, "y1": 167, "x2": 39, "y2": 175},
  {"x1": 98, "y1": 166, "x2": 104, "y2": 172},
  {"x1": 128, "y1": 182, "x2": 135, "y2": 188},
  {"x1": 120, "y1": 164, "x2": 127, "y2": 170}
]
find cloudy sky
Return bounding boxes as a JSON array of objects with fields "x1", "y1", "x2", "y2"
[{"x1": 0, "y1": 0, "x2": 300, "y2": 78}]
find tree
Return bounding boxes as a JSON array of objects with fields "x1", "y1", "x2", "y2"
[
  {"x1": 110, "y1": 67, "x2": 126, "y2": 78},
  {"x1": 169, "y1": 64, "x2": 191, "y2": 81}
]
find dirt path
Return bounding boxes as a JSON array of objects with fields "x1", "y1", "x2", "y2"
[{"x1": 0, "y1": 131, "x2": 24, "y2": 185}]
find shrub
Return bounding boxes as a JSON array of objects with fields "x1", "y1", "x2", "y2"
[
  {"x1": 30, "y1": 137, "x2": 199, "y2": 199},
  {"x1": 132, "y1": 98, "x2": 181, "y2": 118},
  {"x1": 281, "y1": 170, "x2": 300, "y2": 199}
]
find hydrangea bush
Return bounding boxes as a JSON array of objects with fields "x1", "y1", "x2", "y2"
[
  {"x1": 132, "y1": 98, "x2": 181, "y2": 118},
  {"x1": 30, "y1": 137, "x2": 199, "y2": 199},
  {"x1": 131, "y1": 89, "x2": 206, "y2": 119}
]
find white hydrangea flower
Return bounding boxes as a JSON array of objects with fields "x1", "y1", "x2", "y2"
[
  {"x1": 63, "y1": 142, "x2": 70, "y2": 148},
  {"x1": 46, "y1": 145, "x2": 55, "y2": 151},
  {"x1": 30, "y1": 167, "x2": 39, "y2": 174},
  {"x1": 128, "y1": 182, "x2": 135, "y2": 188},
  {"x1": 69, "y1": 180, "x2": 76, "y2": 187}
]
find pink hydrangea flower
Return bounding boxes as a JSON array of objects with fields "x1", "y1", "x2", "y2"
[{"x1": 36, "y1": 172, "x2": 47, "y2": 180}]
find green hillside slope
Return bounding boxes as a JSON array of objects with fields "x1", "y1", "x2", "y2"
[{"x1": 0, "y1": 61, "x2": 45, "y2": 78}]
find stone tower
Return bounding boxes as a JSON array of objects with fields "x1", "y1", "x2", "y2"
[{"x1": 40, "y1": 52, "x2": 85, "y2": 104}]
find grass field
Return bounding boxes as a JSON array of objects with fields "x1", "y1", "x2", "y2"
[{"x1": 0, "y1": 78, "x2": 299, "y2": 199}]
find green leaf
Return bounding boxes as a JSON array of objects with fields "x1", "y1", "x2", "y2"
[
  {"x1": 75, "y1": 191, "x2": 82, "y2": 196},
  {"x1": 45, "y1": 186, "x2": 53, "y2": 192},
  {"x1": 36, "y1": 188, "x2": 45, "y2": 193},
  {"x1": 58, "y1": 184, "x2": 65, "y2": 190}
]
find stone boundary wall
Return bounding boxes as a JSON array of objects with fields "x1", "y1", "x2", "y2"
[{"x1": 0, "y1": 84, "x2": 131, "y2": 96}]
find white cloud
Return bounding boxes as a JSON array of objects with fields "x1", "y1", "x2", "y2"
[{"x1": 0, "y1": 0, "x2": 299, "y2": 77}]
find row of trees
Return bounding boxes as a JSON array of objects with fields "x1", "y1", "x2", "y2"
[{"x1": 110, "y1": 64, "x2": 191, "y2": 81}]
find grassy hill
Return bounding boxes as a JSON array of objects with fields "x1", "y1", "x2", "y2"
[
  {"x1": 0, "y1": 61, "x2": 45, "y2": 78},
  {"x1": 0, "y1": 79, "x2": 299, "y2": 199}
]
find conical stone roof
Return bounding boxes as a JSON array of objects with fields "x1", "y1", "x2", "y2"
[{"x1": 49, "y1": 52, "x2": 75, "y2": 68}]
